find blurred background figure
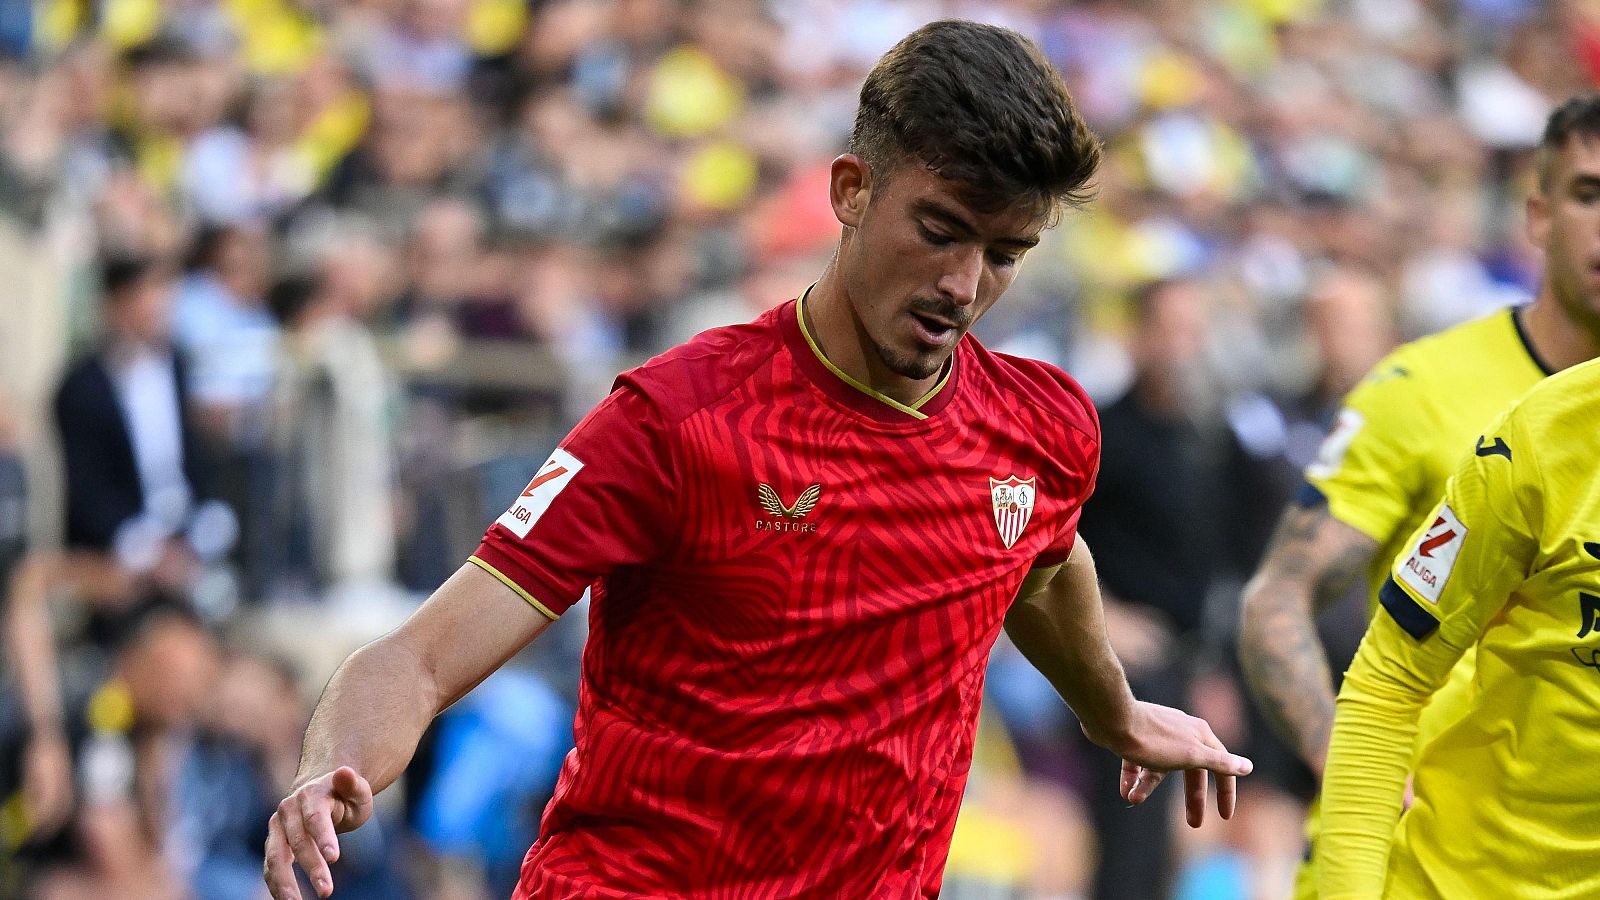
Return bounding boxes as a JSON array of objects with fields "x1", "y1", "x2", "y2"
[
  {"x1": 1073, "y1": 278, "x2": 1277, "y2": 900},
  {"x1": 13, "y1": 608, "x2": 217, "y2": 900},
  {"x1": 171, "y1": 223, "x2": 278, "y2": 448},
  {"x1": 0, "y1": 0, "x2": 1584, "y2": 896},
  {"x1": 52, "y1": 256, "x2": 237, "y2": 633}
]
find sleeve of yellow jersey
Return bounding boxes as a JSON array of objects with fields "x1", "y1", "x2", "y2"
[
  {"x1": 1304, "y1": 362, "x2": 1432, "y2": 543},
  {"x1": 1318, "y1": 407, "x2": 1542, "y2": 899}
]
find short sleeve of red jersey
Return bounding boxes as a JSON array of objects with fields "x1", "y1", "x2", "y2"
[
  {"x1": 1031, "y1": 396, "x2": 1101, "y2": 569},
  {"x1": 471, "y1": 385, "x2": 676, "y2": 619}
]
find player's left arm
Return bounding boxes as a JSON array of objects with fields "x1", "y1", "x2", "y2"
[
  {"x1": 1005, "y1": 535, "x2": 1254, "y2": 827},
  {"x1": 1319, "y1": 412, "x2": 1541, "y2": 898}
]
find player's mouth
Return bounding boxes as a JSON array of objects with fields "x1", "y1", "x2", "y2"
[{"x1": 908, "y1": 310, "x2": 961, "y2": 348}]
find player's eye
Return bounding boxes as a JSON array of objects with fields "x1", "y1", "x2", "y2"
[
  {"x1": 987, "y1": 250, "x2": 1021, "y2": 269},
  {"x1": 1570, "y1": 179, "x2": 1600, "y2": 204},
  {"x1": 918, "y1": 224, "x2": 956, "y2": 247}
]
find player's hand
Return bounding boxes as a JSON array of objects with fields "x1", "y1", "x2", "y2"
[
  {"x1": 1101, "y1": 700, "x2": 1253, "y2": 828},
  {"x1": 263, "y1": 766, "x2": 373, "y2": 899}
]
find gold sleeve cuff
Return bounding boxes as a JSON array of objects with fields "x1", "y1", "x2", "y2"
[{"x1": 467, "y1": 555, "x2": 560, "y2": 620}]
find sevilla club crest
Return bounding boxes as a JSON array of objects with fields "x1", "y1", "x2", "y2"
[{"x1": 990, "y1": 476, "x2": 1037, "y2": 549}]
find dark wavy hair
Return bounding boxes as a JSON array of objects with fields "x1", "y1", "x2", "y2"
[
  {"x1": 848, "y1": 20, "x2": 1102, "y2": 221},
  {"x1": 1538, "y1": 94, "x2": 1600, "y2": 191}
]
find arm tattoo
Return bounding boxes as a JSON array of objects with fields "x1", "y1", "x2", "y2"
[{"x1": 1239, "y1": 501, "x2": 1379, "y2": 771}]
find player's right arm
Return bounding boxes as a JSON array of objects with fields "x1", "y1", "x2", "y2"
[
  {"x1": 1239, "y1": 367, "x2": 1427, "y2": 775},
  {"x1": 1237, "y1": 500, "x2": 1376, "y2": 774},
  {"x1": 264, "y1": 563, "x2": 552, "y2": 900},
  {"x1": 265, "y1": 382, "x2": 678, "y2": 900},
  {"x1": 1007, "y1": 535, "x2": 1254, "y2": 828}
]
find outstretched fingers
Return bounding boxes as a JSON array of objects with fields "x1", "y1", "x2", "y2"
[
  {"x1": 264, "y1": 768, "x2": 376, "y2": 900},
  {"x1": 1113, "y1": 704, "x2": 1255, "y2": 822},
  {"x1": 1191, "y1": 722, "x2": 1250, "y2": 826},
  {"x1": 300, "y1": 789, "x2": 342, "y2": 863},
  {"x1": 264, "y1": 813, "x2": 305, "y2": 900},
  {"x1": 279, "y1": 795, "x2": 335, "y2": 898},
  {"x1": 1217, "y1": 770, "x2": 1237, "y2": 820},
  {"x1": 1124, "y1": 763, "x2": 1166, "y2": 805},
  {"x1": 1183, "y1": 767, "x2": 1208, "y2": 827},
  {"x1": 1120, "y1": 760, "x2": 1139, "y2": 801}
]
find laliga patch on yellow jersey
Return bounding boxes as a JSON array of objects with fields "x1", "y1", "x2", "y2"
[
  {"x1": 1399, "y1": 505, "x2": 1466, "y2": 604},
  {"x1": 1308, "y1": 408, "x2": 1364, "y2": 479}
]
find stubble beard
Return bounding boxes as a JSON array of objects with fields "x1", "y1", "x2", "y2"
[
  {"x1": 1552, "y1": 268, "x2": 1600, "y2": 338},
  {"x1": 871, "y1": 336, "x2": 950, "y2": 381}
]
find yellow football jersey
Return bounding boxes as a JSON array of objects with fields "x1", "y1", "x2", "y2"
[
  {"x1": 1320, "y1": 354, "x2": 1600, "y2": 899},
  {"x1": 1305, "y1": 307, "x2": 1550, "y2": 616},
  {"x1": 1293, "y1": 307, "x2": 1551, "y2": 897}
]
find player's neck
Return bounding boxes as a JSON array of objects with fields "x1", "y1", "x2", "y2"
[
  {"x1": 803, "y1": 269, "x2": 945, "y2": 407},
  {"x1": 1522, "y1": 293, "x2": 1600, "y2": 373}
]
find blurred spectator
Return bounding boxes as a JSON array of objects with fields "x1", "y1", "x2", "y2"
[
  {"x1": 1075, "y1": 278, "x2": 1277, "y2": 900},
  {"x1": 359, "y1": 0, "x2": 475, "y2": 95},
  {"x1": 390, "y1": 196, "x2": 483, "y2": 332},
  {"x1": 1283, "y1": 265, "x2": 1399, "y2": 467},
  {"x1": 29, "y1": 608, "x2": 218, "y2": 900},
  {"x1": 323, "y1": 87, "x2": 481, "y2": 232},
  {"x1": 111, "y1": 37, "x2": 235, "y2": 200},
  {"x1": 171, "y1": 224, "x2": 279, "y2": 445},
  {"x1": 183, "y1": 78, "x2": 318, "y2": 225},
  {"x1": 169, "y1": 649, "x2": 304, "y2": 900},
  {"x1": 259, "y1": 273, "x2": 397, "y2": 597},
  {"x1": 52, "y1": 257, "x2": 236, "y2": 627},
  {"x1": 0, "y1": 398, "x2": 74, "y2": 875}
]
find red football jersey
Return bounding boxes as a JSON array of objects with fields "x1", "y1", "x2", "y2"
[{"x1": 474, "y1": 295, "x2": 1100, "y2": 899}]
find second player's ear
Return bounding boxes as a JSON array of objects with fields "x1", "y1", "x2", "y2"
[
  {"x1": 1526, "y1": 189, "x2": 1550, "y2": 249},
  {"x1": 830, "y1": 154, "x2": 871, "y2": 229}
]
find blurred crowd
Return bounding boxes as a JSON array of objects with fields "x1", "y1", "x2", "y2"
[{"x1": 0, "y1": 0, "x2": 1584, "y2": 898}]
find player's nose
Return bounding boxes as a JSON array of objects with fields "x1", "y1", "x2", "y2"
[{"x1": 938, "y1": 248, "x2": 982, "y2": 307}]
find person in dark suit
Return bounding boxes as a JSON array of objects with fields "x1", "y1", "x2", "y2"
[{"x1": 53, "y1": 256, "x2": 235, "y2": 613}]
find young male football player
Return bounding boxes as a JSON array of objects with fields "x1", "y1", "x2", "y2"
[
  {"x1": 1238, "y1": 94, "x2": 1600, "y2": 896},
  {"x1": 1321, "y1": 355, "x2": 1600, "y2": 898},
  {"x1": 265, "y1": 21, "x2": 1251, "y2": 900}
]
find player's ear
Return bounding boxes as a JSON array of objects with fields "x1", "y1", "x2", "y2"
[
  {"x1": 830, "y1": 154, "x2": 871, "y2": 229},
  {"x1": 1526, "y1": 188, "x2": 1550, "y2": 250}
]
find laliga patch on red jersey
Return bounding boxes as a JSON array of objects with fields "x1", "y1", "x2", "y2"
[
  {"x1": 990, "y1": 476, "x2": 1037, "y2": 549},
  {"x1": 497, "y1": 448, "x2": 584, "y2": 539},
  {"x1": 1397, "y1": 504, "x2": 1466, "y2": 604}
]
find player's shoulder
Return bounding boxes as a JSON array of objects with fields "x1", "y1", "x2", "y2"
[
  {"x1": 1501, "y1": 355, "x2": 1600, "y2": 434},
  {"x1": 962, "y1": 339, "x2": 1099, "y2": 441},
  {"x1": 1377, "y1": 308, "x2": 1521, "y2": 387},
  {"x1": 1484, "y1": 356, "x2": 1600, "y2": 508},
  {"x1": 1346, "y1": 309, "x2": 1522, "y2": 408},
  {"x1": 612, "y1": 304, "x2": 788, "y2": 423}
]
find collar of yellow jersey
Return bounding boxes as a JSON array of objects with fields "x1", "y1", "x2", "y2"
[{"x1": 795, "y1": 285, "x2": 953, "y2": 421}]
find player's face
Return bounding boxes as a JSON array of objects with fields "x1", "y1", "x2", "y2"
[
  {"x1": 1528, "y1": 135, "x2": 1600, "y2": 328},
  {"x1": 833, "y1": 156, "x2": 1045, "y2": 380}
]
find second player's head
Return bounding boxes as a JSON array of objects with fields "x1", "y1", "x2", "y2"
[
  {"x1": 1530, "y1": 94, "x2": 1600, "y2": 332},
  {"x1": 830, "y1": 20, "x2": 1101, "y2": 380}
]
